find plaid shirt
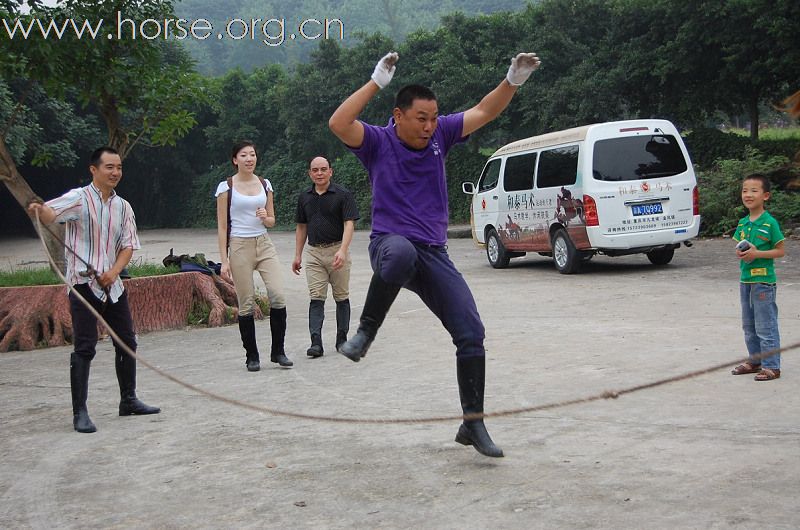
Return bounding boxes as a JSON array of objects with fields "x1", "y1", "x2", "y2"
[{"x1": 46, "y1": 183, "x2": 140, "y2": 303}]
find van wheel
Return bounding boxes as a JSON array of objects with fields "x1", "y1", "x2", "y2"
[
  {"x1": 486, "y1": 228, "x2": 510, "y2": 269},
  {"x1": 647, "y1": 245, "x2": 675, "y2": 265},
  {"x1": 552, "y1": 229, "x2": 581, "y2": 274}
]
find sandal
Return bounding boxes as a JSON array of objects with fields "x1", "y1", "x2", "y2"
[
  {"x1": 731, "y1": 362, "x2": 761, "y2": 375},
  {"x1": 754, "y1": 368, "x2": 780, "y2": 381}
]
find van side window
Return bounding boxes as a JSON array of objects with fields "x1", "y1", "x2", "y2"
[
  {"x1": 503, "y1": 153, "x2": 537, "y2": 192},
  {"x1": 592, "y1": 135, "x2": 687, "y2": 181},
  {"x1": 536, "y1": 145, "x2": 579, "y2": 188},
  {"x1": 478, "y1": 158, "x2": 501, "y2": 192}
]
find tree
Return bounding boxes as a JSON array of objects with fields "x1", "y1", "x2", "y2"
[
  {"x1": 0, "y1": 0, "x2": 205, "y2": 268},
  {"x1": 712, "y1": 0, "x2": 800, "y2": 139}
]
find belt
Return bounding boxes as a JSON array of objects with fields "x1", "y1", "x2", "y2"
[{"x1": 310, "y1": 241, "x2": 341, "y2": 248}]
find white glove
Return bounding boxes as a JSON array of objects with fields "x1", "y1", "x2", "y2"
[
  {"x1": 506, "y1": 52, "x2": 541, "y2": 86},
  {"x1": 371, "y1": 52, "x2": 398, "y2": 89}
]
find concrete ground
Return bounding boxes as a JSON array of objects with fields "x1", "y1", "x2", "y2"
[{"x1": 1, "y1": 228, "x2": 799, "y2": 529}]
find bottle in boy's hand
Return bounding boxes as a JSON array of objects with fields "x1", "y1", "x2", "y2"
[{"x1": 736, "y1": 240, "x2": 751, "y2": 251}]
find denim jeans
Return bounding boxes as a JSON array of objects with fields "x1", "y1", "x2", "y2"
[{"x1": 740, "y1": 282, "x2": 780, "y2": 370}]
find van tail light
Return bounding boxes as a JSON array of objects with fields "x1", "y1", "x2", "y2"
[
  {"x1": 692, "y1": 186, "x2": 699, "y2": 216},
  {"x1": 583, "y1": 194, "x2": 599, "y2": 226}
]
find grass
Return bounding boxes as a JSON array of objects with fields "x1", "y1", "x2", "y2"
[{"x1": 0, "y1": 260, "x2": 180, "y2": 287}]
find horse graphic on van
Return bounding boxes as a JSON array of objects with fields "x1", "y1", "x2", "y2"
[
  {"x1": 504, "y1": 215, "x2": 522, "y2": 241},
  {"x1": 554, "y1": 187, "x2": 585, "y2": 227}
]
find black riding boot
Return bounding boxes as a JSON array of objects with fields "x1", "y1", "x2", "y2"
[
  {"x1": 116, "y1": 350, "x2": 161, "y2": 416},
  {"x1": 238, "y1": 314, "x2": 261, "y2": 371},
  {"x1": 70, "y1": 353, "x2": 96, "y2": 433},
  {"x1": 270, "y1": 307, "x2": 293, "y2": 367},
  {"x1": 454, "y1": 356, "x2": 504, "y2": 457},
  {"x1": 339, "y1": 273, "x2": 401, "y2": 362},
  {"x1": 307, "y1": 299, "x2": 325, "y2": 358},
  {"x1": 335, "y1": 299, "x2": 351, "y2": 352}
]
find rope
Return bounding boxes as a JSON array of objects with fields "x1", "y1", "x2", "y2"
[{"x1": 32, "y1": 213, "x2": 797, "y2": 424}]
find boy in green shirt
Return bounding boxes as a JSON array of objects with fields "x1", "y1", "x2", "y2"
[{"x1": 731, "y1": 174, "x2": 785, "y2": 381}]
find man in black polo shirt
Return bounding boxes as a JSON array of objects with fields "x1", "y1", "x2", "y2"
[{"x1": 292, "y1": 156, "x2": 360, "y2": 357}]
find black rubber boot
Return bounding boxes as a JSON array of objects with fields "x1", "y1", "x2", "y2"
[
  {"x1": 339, "y1": 274, "x2": 401, "y2": 362},
  {"x1": 307, "y1": 334, "x2": 324, "y2": 358},
  {"x1": 116, "y1": 350, "x2": 161, "y2": 416},
  {"x1": 335, "y1": 299, "x2": 350, "y2": 352},
  {"x1": 454, "y1": 356, "x2": 504, "y2": 457},
  {"x1": 70, "y1": 353, "x2": 96, "y2": 433},
  {"x1": 307, "y1": 300, "x2": 325, "y2": 358},
  {"x1": 238, "y1": 314, "x2": 261, "y2": 371},
  {"x1": 270, "y1": 307, "x2": 293, "y2": 367}
]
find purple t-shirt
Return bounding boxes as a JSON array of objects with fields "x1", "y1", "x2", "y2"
[{"x1": 349, "y1": 112, "x2": 467, "y2": 246}]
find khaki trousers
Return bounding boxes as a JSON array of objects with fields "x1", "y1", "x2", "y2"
[
  {"x1": 229, "y1": 234, "x2": 286, "y2": 315},
  {"x1": 305, "y1": 244, "x2": 351, "y2": 302}
]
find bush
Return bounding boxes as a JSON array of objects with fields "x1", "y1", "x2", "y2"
[
  {"x1": 697, "y1": 147, "x2": 799, "y2": 235},
  {"x1": 684, "y1": 128, "x2": 800, "y2": 170},
  {"x1": 446, "y1": 147, "x2": 487, "y2": 223},
  {"x1": 684, "y1": 128, "x2": 751, "y2": 169}
]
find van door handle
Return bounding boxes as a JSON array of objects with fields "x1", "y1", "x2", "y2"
[{"x1": 492, "y1": 195, "x2": 498, "y2": 199}]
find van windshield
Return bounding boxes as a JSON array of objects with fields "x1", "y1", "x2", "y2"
[{"x1": 592, "y1": 135, "x2": 687, "y2": 181}]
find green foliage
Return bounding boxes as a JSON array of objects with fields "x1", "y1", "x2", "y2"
[
  {"x1": 446, "y1": 146, "x2": 487, "y2": 222},
  {"x1": 697, "y1": 148, "x2": 796, "y2": 235},
  {"x1": 683, "y1": 128, "x2": 800, "y2": 169},
  {"x1": 683, "y1": 128, "x2": 752, "y2": 169},
  {"x1": 0, "y1": 80, "x2": 103, "y2": 168},
  {"x1": 324, "y1": 155, "x2": 372, "y2": 228},
  {"x1": 1, "y1": 0, "x2": 204, "y2": 159},
  {"x1": 186, "y1": 163, "x2": 231, "y2": 228}
]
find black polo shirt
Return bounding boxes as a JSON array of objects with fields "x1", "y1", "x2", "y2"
[{"x1": 295, "y1": 183, "x2": 360, "y2": 246}]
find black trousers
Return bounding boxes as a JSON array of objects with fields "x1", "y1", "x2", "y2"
[{"x1": 69, "y1": 284, "x2": 137, "y2": 394}]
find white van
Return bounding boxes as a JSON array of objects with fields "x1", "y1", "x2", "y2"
[{"x1": 462, "y1": 119, "x2": 700, "y2": 273}]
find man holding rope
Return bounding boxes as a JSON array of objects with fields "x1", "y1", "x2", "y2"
[
  {"x1": 28, "y1": 146, "x2": 160, "y2": 433},
  {"x1": 329, "y1": 51, "x2": 541, "y2": 457}
]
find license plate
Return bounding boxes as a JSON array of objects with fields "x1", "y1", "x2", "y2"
[{"x1": 631, "y1": 202, "x2": 663, "y2": 216}]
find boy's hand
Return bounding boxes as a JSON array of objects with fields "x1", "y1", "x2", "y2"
[{"x1": 736, "y1": 246, "x2": 758, "y2": 263}]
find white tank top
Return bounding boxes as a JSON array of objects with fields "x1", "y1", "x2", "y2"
[{"x1": 215, "y1": 179, "x2": 273, "y2": 237}]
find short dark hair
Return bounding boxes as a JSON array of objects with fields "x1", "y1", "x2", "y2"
[
  {"x1": 395, "y1": 84, "x2": 437, "y2": 111},
  {"x1": 231, "y1": 140, "x2": 257, "y2": 166},
  {"x1": 744, "y1": 173, "x2": 771, "y2": 193},
  {"x1": 89, "y1": 146, "x2": 119, "y2": 167}
]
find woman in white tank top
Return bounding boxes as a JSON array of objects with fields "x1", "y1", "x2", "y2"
[{"x1": 215, "y1": 141, "x2": 293, "y2": 371}]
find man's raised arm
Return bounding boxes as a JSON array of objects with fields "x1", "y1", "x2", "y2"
[
  {"x1": 329, "y1": 52, "x2": 398, "y2": 148},
  {"x1": 462, "y1": 52, "x2": 541, "y2": 137}
]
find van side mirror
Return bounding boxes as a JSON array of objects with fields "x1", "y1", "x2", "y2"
[{"x1": 462, "y1": 182, "x2": 476, "y2": 195}]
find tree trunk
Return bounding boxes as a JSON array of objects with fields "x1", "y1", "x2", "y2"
[
  {"x1": 99, "y1": 100, "x2": 131, "y2": 159},
  {"x1": 0, "y1": 136, "x2": 67, "y2": 273},
  {"x1": 748, "y1": 96, "x2": 759, "y2": 141}
]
